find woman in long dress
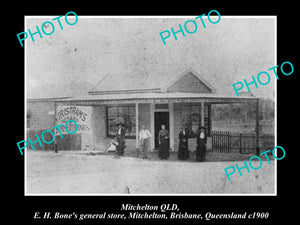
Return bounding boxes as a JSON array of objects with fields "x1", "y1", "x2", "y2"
[
  {"x1": 177, "y1": 125, "x2": 190, "y2": 160},
  {"x1": 196, "y1": 126, "x2": 207, "y2": 162},
  {"x1": 158, "y1": 124, "x2": 170, "y2": 159}
]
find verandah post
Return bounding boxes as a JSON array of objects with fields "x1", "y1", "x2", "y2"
[
  {"x1": 201, "y1": 102, "x2": 204, "y2": 126},
  {"x1": 256, "y1": 99, "x2": 260, "y2": 155},
  {"x1": 136, "y1": 102, "x2": 139, "y2": 157}
]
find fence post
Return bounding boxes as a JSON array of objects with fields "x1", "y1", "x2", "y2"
[
  {"x1": 215, "y1": 131, "x2": 218, "y2": 152},
  {"x1": 239, "y1": 132, "x2": 242, "y2": 154},
  {"x1": 223, "y1": 131, "x2": 225, "y2": 152},
  {"x1": 221, "y1": 131, "x2": 223, "y2": 152},
  {"x1": 219, "y1": 131, "x2": 221, "y2": 153},
  {"x1": 218, "y1": 131, "x2": 220, "y2": 152},
  {"x1": 227, "y1": 131, "x2": 230, "y2": 153}
]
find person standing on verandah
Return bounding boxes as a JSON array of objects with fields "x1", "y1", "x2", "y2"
[
  {"x1": 115, "y1": 122, "x2": 126, "y2": 156},
  {"x1": 196, "y1": 126, "x2": 207, "y2": 162},
  {"x1": 139, "y1": 124, "x2": 152, "y2": 159},
  {"x1": 158, "y1": 124, "x2": 170, "y2": 159},
  {"x1": 177, "y1": 124, "x2": 190, "y2": 160}
]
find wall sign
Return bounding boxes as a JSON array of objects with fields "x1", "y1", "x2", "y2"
[{"x1": 55, "y1": 105, "x2": 92, "y2": 135}]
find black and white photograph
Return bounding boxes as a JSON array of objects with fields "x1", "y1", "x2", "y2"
[
  {"x1": 14, "y1": 5, "x2": 298, "y2": 225},
  {"x1": 24, "y1": 16, "x2": 276, "y2": 195}
]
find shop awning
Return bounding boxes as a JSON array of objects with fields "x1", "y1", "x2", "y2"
[{"x1": 54, "y1": 92, "x2": 258, "y2": 105}]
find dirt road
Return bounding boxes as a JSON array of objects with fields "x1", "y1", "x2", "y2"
[{"x1": 26, "y1": 151, "x2": 275, "y2": 195}]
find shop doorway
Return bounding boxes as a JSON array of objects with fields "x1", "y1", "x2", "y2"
[{"x1": 154, "y1": 111, "x2": 169, "y2": 149}]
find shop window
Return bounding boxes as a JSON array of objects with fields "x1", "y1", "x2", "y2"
[{"x1": 106, "y1": 106, "x2": 136, "y2": 138}]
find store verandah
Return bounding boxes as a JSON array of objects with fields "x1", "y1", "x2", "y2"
[{"x1": 54, "y1": 92, "x2": 262, "y2": 159}]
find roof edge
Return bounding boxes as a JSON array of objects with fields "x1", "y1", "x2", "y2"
[{"x1": 88, "y1": 88, "x2": 161, "y2": 95}]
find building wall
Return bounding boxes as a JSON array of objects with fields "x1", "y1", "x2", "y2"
[
  {"x1": 27, "y1": 100, "x2": 55, "y2": 130},
  {"x1": 49, "y1": 102, "x2": 211, "y2": 152},
  {"x1": 27, "y1": 99, "x2": 55, "y2": 150},
  {"x1": 93, "y1": 105, "x2": 108, "y2": 150},
  {"x1": 82, "y1": 129, "x2": 94, "y2": 150},
  {"x1": 91, "y1": 103, "x2": 209, "y2": 153},
  {"x1": 167, "y1": 72, "x2": 211, "y2": 93},
  {"x1": 27, "y1": 99, "x2": 83, "y2": 151}
]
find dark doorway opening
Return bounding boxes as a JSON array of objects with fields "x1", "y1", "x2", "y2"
[{"x1": 154, "y1": 111, "x2": 169, "y2": 149}]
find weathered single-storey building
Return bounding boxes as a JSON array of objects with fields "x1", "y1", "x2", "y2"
[{"x1": 54, "y1": 68, "x2": 261, "y2": 155}]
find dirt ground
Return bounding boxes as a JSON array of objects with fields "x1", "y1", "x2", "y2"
[{"x1": 25, "y1": 150, "x2": 275, "y2": 195}]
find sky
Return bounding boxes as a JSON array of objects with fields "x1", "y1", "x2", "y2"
[{"x1": 26, "y1": 16, "x2": 276, "y2": 100}]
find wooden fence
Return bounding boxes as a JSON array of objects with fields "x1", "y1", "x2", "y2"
[
  {"x1": 211, "y1": 131, "x2": 274, "y2": 154},
  {"x1": 211, "y1": 131, "x2": 230, "y2": 153}
]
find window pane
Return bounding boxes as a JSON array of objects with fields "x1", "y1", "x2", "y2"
[
  {"x1": 126, "y1": 121, "x2": 136, "y2": 136},
  {"x1": 116, "y1": 107, "x2": 123, "y2": 116},
  {"x1": 125, "y1": 107, "x2": 131, "y2": 117},
  {"x1": 107, "y1": 106, "x2": 136, "y2": 137},
  {"x1": 107, "y1": 107, "x2": 118, "y2": 117},
  {"x1": 128, "y1": 106, "x2": 135, "y2": 116},
  {"x1": 124, "y1": 117, "x2": 134, "y2": 133},
  {"x1": 108, "y1": 118, "x2": 117, "y2": 136},
  {"x1": 119, "y1": 107, "x2": 130, "y2": 117}
]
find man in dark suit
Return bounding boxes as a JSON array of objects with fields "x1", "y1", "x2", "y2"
[
  {"x1": 196, "y1": 126, "x2": 207, "y2": 162},
  {"x1": 115, "y1": 122, "x2": 126, "y2": 156}
]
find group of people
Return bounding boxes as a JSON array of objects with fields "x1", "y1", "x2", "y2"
[
  {"x1": 109, "y1": 122, "x2": 207, "y2": 162},
  {"x1": 177, "y1": 124, "x2": 207, "y2": 162},
  {"x1": 158, "y1": 124, "x2": 207, "y2": 162}
]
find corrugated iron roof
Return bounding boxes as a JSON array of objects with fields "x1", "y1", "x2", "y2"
[
  {"x1": 88, "y1": 68, "x2": 216, "y2": 95},
  {"x1": 88, "y1": 71, "x2": 164, "y2": 94}
]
